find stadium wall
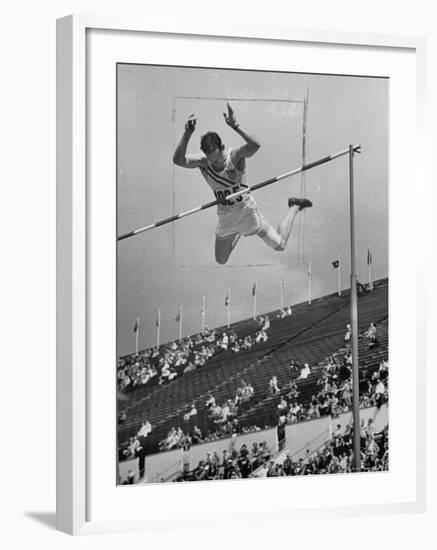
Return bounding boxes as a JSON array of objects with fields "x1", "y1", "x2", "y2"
[{"x1": 119, "y1": 406, "x2": 387, "y2": 483}]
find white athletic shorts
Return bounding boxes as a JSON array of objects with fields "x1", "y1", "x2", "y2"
[{"x1": 215, "y1": 195, "x2": 263, "y2": 239}]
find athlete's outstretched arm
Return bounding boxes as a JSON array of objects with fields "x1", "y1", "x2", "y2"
[
  {"x1": 223, "y1": 103, "x2": 261, "y2": 160},
  {"x1": 173, "y1": 115, "x2": 205, "y2": 168}
]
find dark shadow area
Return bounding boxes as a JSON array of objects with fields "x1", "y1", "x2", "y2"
[{"x1": 25, "y1": 511, "x2": 56, "y2": 530}]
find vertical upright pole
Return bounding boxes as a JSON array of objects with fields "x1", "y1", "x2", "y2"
[
  {"x1": 349, "y1": 145, "x2": 361, "y2": 472},
  {"x1": 280, "y1": 274, "x2": 284, "y2": 310},
  {"x1": 308, "y1": 262, "x2": 312, "y2": 305},
  {"x1": 298, "y1": 88, "x2": 309, "y2": 261},
  {"x1": 178, "y1": 305, "x2": 182, "y2": 342},
  {"x1": 201, "y1": 296, "x2": 206, "y2": 332},
  {"x1": 338, "y1": 257, "x2": 342, "y2": 296},
  {"x1": 252, "y1": 280, "x2": 257, "y2": 320},
  {"x1": 227, "y1": 287, "x2": 231, "y2": 329},
  {"x1": 135, "y1": 317, "x2": 140, "y2": 354},
  {"x1": 368, "y1": 244, "x2": 373, "y2": 286}
]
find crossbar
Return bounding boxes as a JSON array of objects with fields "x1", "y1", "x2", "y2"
[{"x1": 117, "y1": 144, "x2": 361, "y2": 241}]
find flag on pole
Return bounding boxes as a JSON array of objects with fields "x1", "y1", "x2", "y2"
[
  {"x1": 333, "y1": 259, "x2": 342, "y2": 296},
  {"x1": 252, "y1": 280, "x2": 258, "y2": 320},
  {"x1": 133, "y1": 317, "x2": 140, "y2": 354},
  {"x1": 156, "y1": 310, "x2": 161, "y2": 349},
  {"x1": 367, "y1": 245, "x2": 373, "y2": 287},
  {"x1": 226, "y1": 287, "x2": 231, "y2": 328},
  {"x1": 201, "y1": 296, "x2": 206, "y2": 332},
  {"x1": 175, "y1": 305, "x2": 183, "y2": 341},
  {"x1": 307, "y1": 262, "x2": 312, "y2": 279}
]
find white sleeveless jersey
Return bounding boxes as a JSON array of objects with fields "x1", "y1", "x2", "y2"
[{"x1": 199, "y1": 148, "x2": 250, "y2": 208}]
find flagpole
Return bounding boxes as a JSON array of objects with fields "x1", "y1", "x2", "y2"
[
  {"x1": 135, "y1": 317, "x2": 140, "y2": 354},
  {"x1": 156, "y1": 310, "x2": 161, "y2": 348},
  {"x1": 178, "y1": 305, "x2": 183, "y2": 342},
  {"x1": 338, "y1": 257, "x2": 342, "y2": 296},
  {"x1": 308, "y1": 262, "x2": 312, "y2": 305},
  {"x1": 253, "y1": 279, "x2": 257, "y2": 320},
  {"x1": 227, "y1": 287, "x2": 231, "y2": 329},
  {"x1": 368, "y1": 244, "x2": 372, "y2": 286},
  {"x1": 280, "y1": 274, "x2": 284, "y2": 310},
  {"x1": 349, "y1": 145, "x2": 361, "y2": 472},
  {"x1": 201, "y1": 296, "x2": 206, "y2": 332}
]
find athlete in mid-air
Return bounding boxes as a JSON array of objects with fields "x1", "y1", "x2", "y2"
[{"x1": 173, "y1": 103, "x2": 312, "y2": 265}]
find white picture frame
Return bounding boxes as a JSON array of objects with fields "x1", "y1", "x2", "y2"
[{"x1": 56, "y1": 14, "x2": 427, "y2": 535}]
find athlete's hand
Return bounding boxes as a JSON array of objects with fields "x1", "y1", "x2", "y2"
[
  {"x1": 185, "y1": 114, "x2": 197, "y2": 134},
  {"x1": 223, "y1": 102, "x2": 239, "y2": 129}
]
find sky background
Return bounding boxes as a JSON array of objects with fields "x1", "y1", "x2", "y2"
[{"x1": 117, "y1": 64, "x2": 388, "y2": 356}]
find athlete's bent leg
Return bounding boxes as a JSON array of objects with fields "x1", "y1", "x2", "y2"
[
  {"x1": 257, "y1": 219, "x2": 283, "y2": 250},
  {"x1": 215, "y1": 233, "x2": 241, "y2": 264},
  {"x1": 257, "y1": 197, "x2": 312, "y2": 251}
]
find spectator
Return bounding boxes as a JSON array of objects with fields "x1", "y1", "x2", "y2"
[
  {"x1": 289, "y1": 360, "x2": 300, "y2": 374},
  {"x1": 287, "y1": 380, "x2": 300, "y2": 400},
  {"x1": 365, "y1": 323, "x2": 379, "y2": 349},
  {"x1": 183, "y1": 403, "x2": 198, "y2": 422},
  {"x1": 277, "y1": 397, "x2": 288, "y2": 412},
  {"x1": 374, "y1": 379, "x2": 386, "y2": 407},
  {"x1": 288, "y1": 402, "x2": 301, "y2": 424},
  {"x1": 341, "y1": 381, "x2": 352, "y2": 408},
  {"x1": 127, "y1": 469, "x2": 136, "y2": 484},
  {"x1": 269, "y1": 375, "x2": 280, "y2": 395},
  {"x1": 191, "y1": 426, "x2": 203, "y2": 444},
  {"x1": 137, "y1": 420, "x2": 152, "y2": 438},
  {"x1": 278, "y1": 308, "x2": 286, "y2": 319},
  {"x1": 298, "y1": 363, "x2": 311, "y2": 380},
  {"x1": 205, "y1": 394, "x2": 216, "y2": 409}
]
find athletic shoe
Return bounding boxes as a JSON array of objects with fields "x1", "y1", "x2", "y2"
[{"x1": 288, "y1": 197, "x2": 313, "y2": 210}]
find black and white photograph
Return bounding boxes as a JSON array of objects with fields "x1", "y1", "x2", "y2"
[{"x1": 116, "y1": 63, "x2": 388, "y2": 485}]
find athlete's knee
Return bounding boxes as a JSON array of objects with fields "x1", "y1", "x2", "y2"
[
  {"x1": 216, "y1": 252, "x2": 229, "y2": 265},
  {"x1": 274, "y1": 241, "x2": 286, "y2": 252},
  {"x1": 257, "y1": 221, "x2": 283, "y2": 250},
  {"x1": 215, "y1": 244, "x2": 231, "y2": 264}
]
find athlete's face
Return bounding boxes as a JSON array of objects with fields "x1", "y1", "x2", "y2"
[{"x1": 205, "y1": 147, "x2": 225, "y2": 165}]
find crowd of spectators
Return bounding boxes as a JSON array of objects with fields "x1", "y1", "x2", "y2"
[
  {"x1": 174, "y1": 439, "x2": 273, "y2": 482},
  {"x1": 119, "y1": 310, "x2": 388, "y2": 476},
  {"x1": 158, "y1": 427, "x2": 192, "y2": 451},
  {"x1": 277, "y1": 306, "x2": 293, "y2": 319},
  {"x1": 270, "y1": 352, "x2": 389, "y2": 430},
  {"x1": 257, "y1": 423, "x2": 388, "y2": 477},
  {"x1": 117, "y1": 317, "x2": 274, "y2": 392},
  {"x1": 157, "y1": 378, "x2": 258, "y2": 451},
  {"x1": 204, "y1": 379, "x2": 255, "y2": 427},
  {"x1": 158, "y1": 421, "x2": 263, "y2": 452},
  {"x1": 267, "y1": 320, "x2": 389, "y2": 431},
  {"x1": 173, "y1": 419, "x2": 388, "y2": 483}
]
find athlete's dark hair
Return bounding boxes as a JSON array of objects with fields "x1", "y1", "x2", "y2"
[{"x1": 200, "y1": 132, "x2": 224, "y2": 154}]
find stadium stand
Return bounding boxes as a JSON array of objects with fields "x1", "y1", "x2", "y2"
[{"x1": 118, "y1": 278, "x2": 388, "y2": 481}]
